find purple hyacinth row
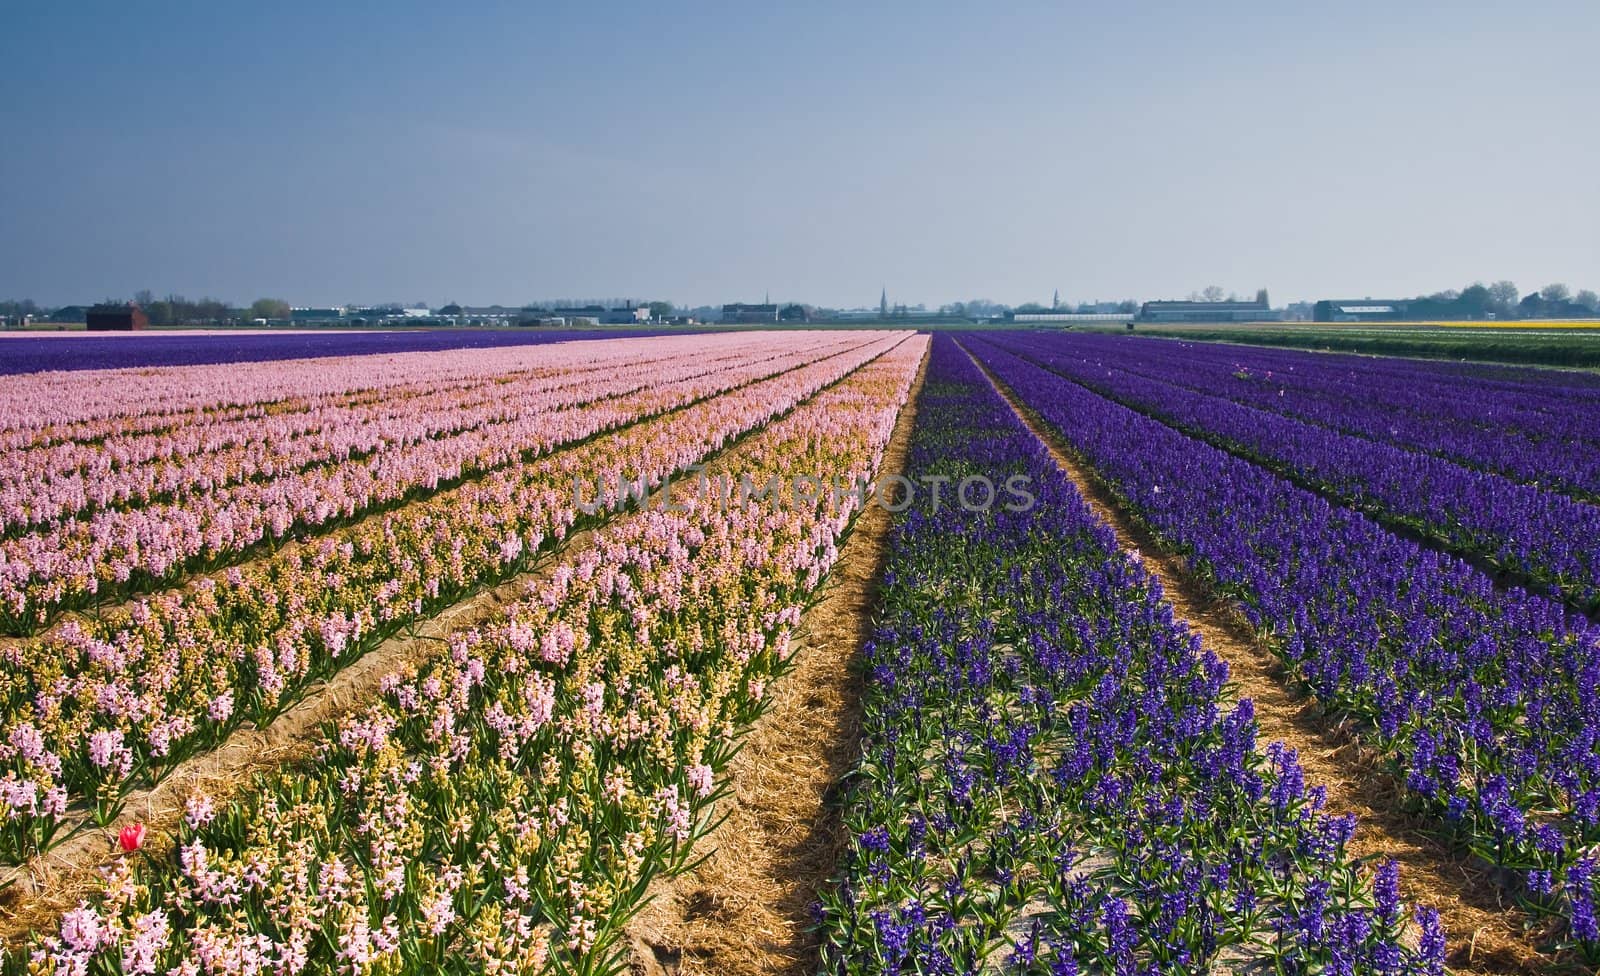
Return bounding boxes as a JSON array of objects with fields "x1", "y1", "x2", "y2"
[
  {"x1": 964, "y1": 334, "x2": 1600, "y2": 954},
  {"x1": 983, "y1": 332, "x2": 1600, "y2": 610},
  {"x1": 819, "y1": 336, "x2": 1443, "y2": 974},
  {"x1": 0, "y1": 328, "x2": 687, "y2": 376},
  {"x1": 1023, "y1": 332, "x2": 1600, "y2": 502}
]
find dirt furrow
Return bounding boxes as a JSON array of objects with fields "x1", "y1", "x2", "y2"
[
  {"x1": 957, "y1": 339, "x2": 1558, "y2": 976},
  {"x1": 625, "y1": 345, "x2": 930, "y2": 976}
]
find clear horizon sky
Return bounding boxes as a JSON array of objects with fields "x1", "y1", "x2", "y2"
[{"x1": 3, "y1": 2, "x2": 1596, "y2": 310}]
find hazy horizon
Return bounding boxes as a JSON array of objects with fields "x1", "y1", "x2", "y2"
[{"x1": 3, "y1": 1, "x2": 1596, "y2": 310}]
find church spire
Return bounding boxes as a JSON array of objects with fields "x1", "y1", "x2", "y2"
[{"x1": 879, "y1": 287, "x2": 888, "y2": 318}]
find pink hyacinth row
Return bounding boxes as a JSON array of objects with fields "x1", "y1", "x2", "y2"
[
  {"x1": 18, "y1": 335, "x2": 925, "y2": 975},
  {"x1": 0, "y1": 334, "x2": 886, "y2": 633},
  {"x1": 0, "y1": 333, "x2": 912, "y2": 864},
  {"x1": 0, "y1": 338, "x2": 779, "y2": 533}
]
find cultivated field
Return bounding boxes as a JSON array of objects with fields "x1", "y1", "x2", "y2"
[
  {"x1": 0, "y1": 329, "x2": 1595, "y2": 974},
  {"x1": 1122, "y1": 323, "x2": 1600, "y2": 369}
]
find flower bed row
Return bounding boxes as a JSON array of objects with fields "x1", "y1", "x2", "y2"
[
  {"x1": 965, "y1": 335, "x2": 1600, "y2": 957},
  {"x1": 0, "y1": 335, "x2": 700, "y2": 438},
  {"x1": 7, "y1": 336, "x2": 926, "y2": 976},
  {"x1": 0, "y1": 334, "x2": 911, "y2": 864},
  {"x1": 0, "y1": 334, "x2": 881, "y2": 634},
  {"x1": 1044, "y1": 334, "x2": 1600, "y2": 503},
  {"x1": 988, "y1": 332, "x2": 1600, "y2": 611},
  {"x1": 0, "y1": 336, "x2": 762, "y2": 535},
  {"x1": 819, "y1": 336, "x2": 1443, "y2": 974}
]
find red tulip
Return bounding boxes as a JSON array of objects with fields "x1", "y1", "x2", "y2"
[{"x1": 118, "y1": 822, "x2": 145, "y2": 853}]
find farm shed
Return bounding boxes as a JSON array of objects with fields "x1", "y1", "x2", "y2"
[
  {"x1": 1136, "y1": 299, "x2": 1277, "y2": 323},
  {"x1": 85, "y1": 304, "x2": 150, "y2": 331},
  {"x1": 1312, "y1": 299, "x2": 1412, "y2": 322}
]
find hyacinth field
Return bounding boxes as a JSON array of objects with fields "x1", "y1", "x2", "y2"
[{"x1": 0, "y1": 328, "x2": 1596, "y2": 974}]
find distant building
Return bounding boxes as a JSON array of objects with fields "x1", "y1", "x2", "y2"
[
  {"x1": 1010, "y1": 311, "x2": 1130, "y2": 323},
  {"x1": 291, "y1": 307, "x2": 347, "y2": 323},
  {"x1": 456, "y1": 306, "x2": 521, "y2": 324},
  {"x1": 86, "y1": 304, "x2": 149, "y2": 331},
  {"x1": 722, "y1": 303, "x2": 779, "y2": 323},
  {"x1": 1283, "y1": 301, "x2": 1315, "y2": 322},
  {"x1": 604, "y1": 302, "x2": 651, "y2": 325},
  {"x1": 548, "y1": 305, "x2": 604, "y2": 325},
  {"x1": 1312, "y1": 300, "x2": 1412, "y2": 323},
  {"x1": 1137, "y1": 299, "x2": 1277, "y2": 323}
]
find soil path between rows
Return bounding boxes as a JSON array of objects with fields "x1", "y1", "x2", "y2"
[
  {"x1": 625, "y1": 343, "x2": 930, "y2": 976},
  {"x1": 956, "y1": 339, "x2": 1560, "y2": 976}
]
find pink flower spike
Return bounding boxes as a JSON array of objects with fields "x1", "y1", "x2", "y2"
[{"x1": 118, "y1": 822, "x2": 146, "y2": 853}]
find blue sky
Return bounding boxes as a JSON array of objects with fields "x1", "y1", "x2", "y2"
[{"x1": 2, "y1": 1, "x2": 1596, "y2": 308}]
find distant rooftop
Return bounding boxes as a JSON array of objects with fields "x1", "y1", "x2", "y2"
[{"x1": 1141, "y1": 300, "x2": 1270, "y2": 312}]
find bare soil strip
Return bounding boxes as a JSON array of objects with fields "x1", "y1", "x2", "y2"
[
  {"x1": 624, "y1": 346, "x2": 930, "y2": 976},
  {"x1": 957, "y1": 340, "x2": 1560, "y2": 976}
]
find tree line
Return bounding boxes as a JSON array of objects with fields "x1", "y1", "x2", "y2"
[
  {"x1": 1, "y1": 293, "x2": 295, "y2": 326},
  {"x1": 6, "y1": 282, "x2": 1599, "y2": 327},
  {"x1": 1409, "y1": 281, "x2": 1597, "y2": 320},
  {"x1": 1155, "y1": 281, "x2": 1598, "y2": 320}
]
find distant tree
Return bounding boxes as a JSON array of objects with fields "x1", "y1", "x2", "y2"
[
  {"x1": 195, "y1": 298, "x2": 230, "y2": 323},
  {"x1": 1201, "y1": 286, "x2": 1226, "y2": 303},
  {"x1": 1117, "y1": 299, "x2": 1139, "y2": 313},
  {"x1": 250, "y1": 298, "x2": 291, "y2": 321},
  {"x1": 1458, "y1": 283, "x2": 1492, "y2": 318},
  {"x1": 1488, "y1": 280, "x2": 1519, "y2": 312},
  {"x1": 1255, "y1": 289, "x2": 1270, "y2": 306},
  {"x1": 438, "y1": 303, "x2": 463, "y2": 317},
  {"x1": 1543, "y1": 283, "x2": 1571, "y2": 303},
  {"x1": 1575, "y1": 290, "x2": 1599, "y2": 313},
  {"x1": 1014, "y1": 303, "x2": 1047, "y2": 313},
  {"x1": 146, "y1": 296, "x2": 176, "y2": 327},
  {"x1": 647, "y1": 301, "x2": 674, "y2": 321},
  {"x1": 962, "y1": 299, "x2": 1008, "y2": 318}
]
